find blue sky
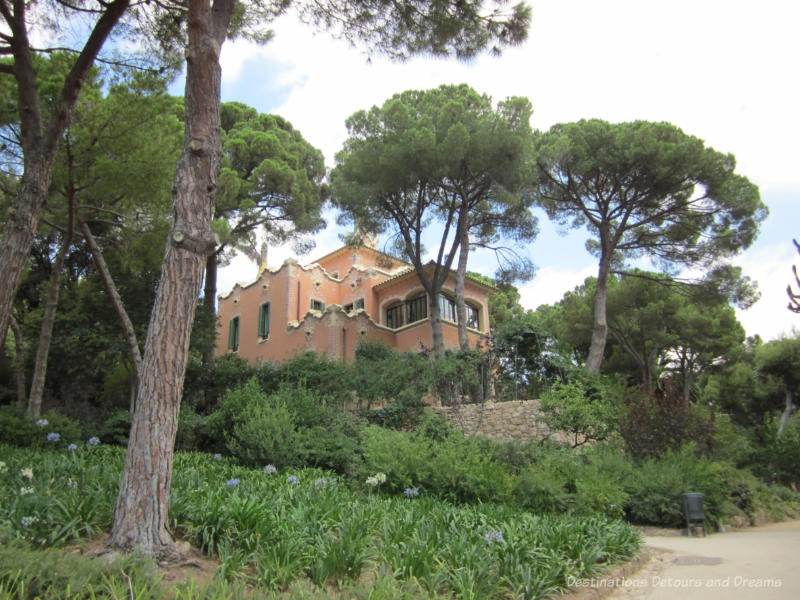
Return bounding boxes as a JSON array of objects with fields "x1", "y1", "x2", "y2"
[{"x1": 197, "y1": 0, "x2": 800, "y2": 341}]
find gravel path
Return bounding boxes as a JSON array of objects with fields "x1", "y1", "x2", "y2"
[{"x1": 579, "y1": 521, "x2": 800, "y2": 600}]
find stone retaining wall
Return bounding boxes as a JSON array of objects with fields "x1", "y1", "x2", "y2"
[{"x1": 431, "y1": 400, "x2": 570, "y2": 444}]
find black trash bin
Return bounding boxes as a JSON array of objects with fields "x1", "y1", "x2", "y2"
[{"x1": 682, "y1": 493, "x2": 706, "y2": 537}]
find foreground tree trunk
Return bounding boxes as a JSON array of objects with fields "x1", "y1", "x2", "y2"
[
  {"x1": 587, "y1": 253, "x2": 612, "y2": 374},
  {"x1": 0, "y1": 0, "x2": 131, "y2": 344},
  {"x1": 455, "y1": 228, "x2": 471, "y2": 350},
  {"x1": 28, "y1": 201, "x2": 74, "y2": 417},
  {"x1": 108, "y1": 0, "x2": 233, "y2": 558}
]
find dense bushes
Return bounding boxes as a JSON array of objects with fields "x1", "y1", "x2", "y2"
[
  {"x1": 0, "y1": 405, "x2": 84, "y2": 448},
  {"x1": 359, "y1": 414, "x2": 799, "y2": 527}
]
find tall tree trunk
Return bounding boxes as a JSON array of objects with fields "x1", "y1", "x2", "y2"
[
  {"x1": 455, "y1": 230, "x2": 470, "y2": 350},
  {"x1": 587, "y1": 254, "x2": 612, "y2": 373},
  {"x1": 202, "y1": 252, "x2": 218, "y2": 367},
  {"x1": 0, "y1": 168, "x2": 54, "y2": 346},
  {"x1": 108, "y1": 0, "x2": 233, "y2": 559},
  {"x1": 8, "y1": 315, "x2": 26, "y2": 406},
  {"x1": 81, "y1": 221, "x2": 142, "y2": 384},
  {"x1": 428, "y1": 289, "x2": 445, "y2": 355},
  {"x1": 0, "y1": 0, "x2": 131, "y2": 344},
  {"x1": 28, "y1": 201, "x2": 74, "y2": 417},
  {"x1": 778, "y1": 389, "x2": 796, "y2": 437}
]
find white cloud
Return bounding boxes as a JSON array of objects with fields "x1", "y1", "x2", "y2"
[
  {"x1": 517, "y1": 264, "x2": 597, "y2": 310},
  {"x1": 734, "y1": 242, "x2": 799, "y2": 341}
]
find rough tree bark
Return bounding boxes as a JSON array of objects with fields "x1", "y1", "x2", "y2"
[
  {"x1": 8, "y1": 315, "x2": 26, "y2": 406},
  {"x1": 587, "y1": 251, "x2": 612, "y2": 374},
  {"x1": 455, "y1": 228, "x2": 470, "y2": 350},
  {"x1": 108, "y1": 0, "x2": 233, "y2": 558},
  {"x1": 27, "y1": 198, "x2": 74, "y2": 418},
  {"x1": 0, "y1": 0, "x2": 131, "y2": 344},
  {"x1": 80, "y1": 221, "x2": 143, "y2": 384}
]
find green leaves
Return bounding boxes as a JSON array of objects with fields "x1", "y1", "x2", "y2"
[{"x1": 217, "y1": 103, "x2": 327, "y2": 247}]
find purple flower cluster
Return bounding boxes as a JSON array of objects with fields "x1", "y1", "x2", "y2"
[
  {"x1": 46, "y1": 432, "x2": 60, "y2": 443},
  {"x1": 485, "y1": 530, "x2": 504, "y2": 544},
  {"x1": 287, "y1": 475, "x2": 299, "y2": 486},
  {"x1": 403, "y1": 486, "x2": 420, "y2": 498},
  {"x1": 225, "y1": 478, "x2": 240, "y2": 487},
  {"x1": 87, "y1": 437, "x2": 100, "y2": 446}
]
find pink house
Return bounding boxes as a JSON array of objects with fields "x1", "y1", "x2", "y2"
[{"x1": 215, "y1": 239, "x2": 495, "y2": 363}]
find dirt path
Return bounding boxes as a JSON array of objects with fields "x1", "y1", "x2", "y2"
[{"x1": 597, "y1": 521, "x2": 800, "y2": 599}]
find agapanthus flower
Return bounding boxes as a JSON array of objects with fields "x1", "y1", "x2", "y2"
[
  {"x1": 20, "y1": 486, "x2": 34, "y2": 495},
  {"x1": 365, "y1": 472, "x2": 386, "y2": 487},
  {"x1": 403, "y1": 486, "x2": 420, "y2": 498},
  {"x1": 287, "y1": 475, "x2": 299, "y2": 486},
  {"x1": 35, "y1": 419, "x2": 48, "y2": 427},
  {"x1": 485, "y1": 530, "x2": 504, "y2": 543},
  {"x1": 21, "y1": 516, "x2": 38, "y2": 527},
  {"x1": 46, "y1": 432, "x2": 60, "y2": 442},
  {"x1": 225, "y1": 478, "x2": 240, "y2": 487},
  {"x1": 87, "y1": 436, "x2": 100, "y2": 446},
  {"x1": 213, "y1": 453, "x2": 222, "y2": 461},
  {"x1": 67, "y1": 443, "x2": 77, "y2": 451},
  {"x1": 263, "y1": 464, "x2": 277, "y2": 474},
  {"x1": 20, "y1": 468, "x2": 33, "y2": 480},
  {"x1": 314, "y1": 478, "x2": 327, "y2": 489}
]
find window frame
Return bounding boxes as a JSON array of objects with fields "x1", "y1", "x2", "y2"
[
  {"x1": 258, "y1": 302, "x2": 270, "y2": 339},
  {"x1": 227, "y1": 316, "x2": 240, "y2": 352}
]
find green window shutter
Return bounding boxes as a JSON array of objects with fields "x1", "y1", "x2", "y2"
[
  {"x1": 228, "y1": 317, "x2": 240, "y2": 351},
  {"x1": 258, "y1": 303, "x2": 270, "y2": 338}
]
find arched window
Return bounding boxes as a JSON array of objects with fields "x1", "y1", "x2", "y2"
[
  {"x1": 438, "y1": 294, "x2": 481, "y2": 330},
  {"x1": 466, "y1": 303, "x2": 480, "y2": 330},
  {"x1": 406, "y1": 293, "x2": 427, "y2": 323},
  {"x1": 385, "y1": 301, "x2": 404, "y2": 329},
  {"x1": 385, "y1": 293, "x2": 428, "y2": 329},
  {"x1": 439, "y1": 294, "x2": 456, "y2": 322}
]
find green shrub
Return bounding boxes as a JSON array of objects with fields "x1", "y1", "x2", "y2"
[
  {"x1": 182, "y1": 353, "x2": 265, "y2": 413},
  {"x1": 620, "y1": 447, "x2": 726, "y2": 527},
  {"x1": 747, "y1": 417, "x2": 800, "y2": 487},
  {"x1": 429, "y1": 349, "x2": 493, "y2": 405},
  {"x1": 276, "y1": 352, "x2": 351, "y2": 406},
  {"x1": 0, "y1": 405, "x2": 83, "y2": 448},
  {"x1": 538, "y1": 380, "x2": 618, "y2": 447},
  {"x1": 175, "y1": 404, "x2": 207, "y2": 452},
  {"x1": 96, "y1": 408, "x2": 132, "y2": 445},
  {"x1": 210, "y1": 379, "x2": 365, "y2": 472}
]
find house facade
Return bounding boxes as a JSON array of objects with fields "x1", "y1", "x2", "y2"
[{"x1": 214, "y1": 240, "x2": 495, "y2": 363}]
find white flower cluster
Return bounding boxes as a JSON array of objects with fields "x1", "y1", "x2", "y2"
[{"x1": 365, "y1": 472, "x2": 387, "y2": 487}]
